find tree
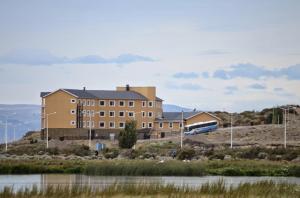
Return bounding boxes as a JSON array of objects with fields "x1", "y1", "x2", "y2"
[{"x1": 118, "y1": 120, "x2": 137, "y2": 148}]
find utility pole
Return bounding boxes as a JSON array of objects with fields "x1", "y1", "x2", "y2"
[
  {"x1": 230, "y1": 113, "x2": 233, "y2": 149},
  {"x1": 284, "y1": 109, "x2": 287, "y2": 148},
  {"x1": 5, "y1": 119, "x2": 8, "y2": 151},
  {"x1": 181, "y1": 110, "x2": 183, "y2": 149},
  {"x1": 13, "y1": 127, "x2": 16, "y2": 142}
]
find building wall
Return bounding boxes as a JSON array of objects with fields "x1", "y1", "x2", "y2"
[
  {"x1": 186, "y1": 113, "x2": 221, "y2": 126},
  {"x1": 42, "y1": 90, "x2": 77, "y2": 128},
  {"x1": 153, "y1": 112, "x2": 221, "y2": 137},
  {"x1": 116, "y1": 86, "x2": 156, "y2": 100}
]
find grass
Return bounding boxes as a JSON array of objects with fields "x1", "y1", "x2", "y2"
[
  {"x1": 0, "y1": 180, "x2": 299, "y2": 197},
  {"x1": 0, "y1": 159, "x2": 299, "y2": 177}
]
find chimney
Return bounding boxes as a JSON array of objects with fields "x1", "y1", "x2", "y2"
[
  {"x1": 126, "y1": 84, "x2": 130, "y2": 91},
  {"x1": 83, "y1": 86, "x2": 86, "y2": 91}
]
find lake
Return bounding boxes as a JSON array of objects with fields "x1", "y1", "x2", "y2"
[{"x1": 1, "y1": 174, "x2": 299, "y2": 192}]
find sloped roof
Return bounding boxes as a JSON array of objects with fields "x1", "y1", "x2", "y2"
[
  {"x1": 157, "y1": 111, "x2": 200, "y2": 121},
  {"x1": 40, "y1": 89, "x2": 149, "y2": 100},
  {"x1": 156, "y1": 111, "x2": 221, "y2": 122}
]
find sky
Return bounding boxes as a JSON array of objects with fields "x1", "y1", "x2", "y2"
[{"x1": 0, "y1": 0, "x2": 299, "y2": 112}]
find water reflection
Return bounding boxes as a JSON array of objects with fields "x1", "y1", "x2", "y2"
[{"x1": 0, "y1": 174, "x2": 299, "y2": 192}]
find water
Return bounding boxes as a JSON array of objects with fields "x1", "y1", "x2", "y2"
[{"x1": 0, "y1": 174, "x2": 299, "y2": 192}]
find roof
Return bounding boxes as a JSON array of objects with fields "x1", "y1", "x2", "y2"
[
  {"x1": 156, "y1": 96, "x2": 163, "y2": 101},
  {"x1": 156, "y1": 111, "x2": 222, "y2": 122},
  {"x1": 40, "y1": 89, "x2": 150, "y2": 100},
  {"x1": 157, "y1": 112, "x2": 200, "y2": 121}
]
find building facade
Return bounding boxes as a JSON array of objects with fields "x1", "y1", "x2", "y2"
[{"x1": 40, "y1": 85, "x2": 221, "y2": 139}]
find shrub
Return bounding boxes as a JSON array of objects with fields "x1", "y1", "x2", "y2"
[
  {"x1": 209, "y1": 153, "x2": 225, "y2": 160},
  {"x1": 46, "y1": 147, "x2": 59, "y2": 155},
  {"x1": 64, "y1": 145, "x2": 90, "y2": 156},
  {"x1": 118, "y1": 120, "x2": 137, "y2": 149},
  {"x1": 103, "y1": 148, "x2": 119, "y2": 159},
  {"x1": 177, "y1": 148, "x2": 195, "y2": 160}
]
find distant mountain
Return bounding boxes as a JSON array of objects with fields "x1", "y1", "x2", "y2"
[
  {"x1": 0, "y1": 103, "x2": 191, "y2": 141},
  {"x1": 162, "y1": 104, "x2": 192, "y2": 112},
  {"x1": 0, "y1": 104, "x2": 40, "y2": 142}
]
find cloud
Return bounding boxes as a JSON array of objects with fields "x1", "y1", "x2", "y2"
[
  {"x1": 211, "y1": 63, "x2": 300, "y2": 80},
  {"x1": 198, "y1": 49, "x2": 229, "y2": 56},
  {"x1": 173, "y1": 72, "x2": 199, "y2": 79},
  {"x1": 167, "y1": 83, "x2": 203, "y2": 91},
  {"x1": 274, "y1": 88, "x2": 284, "y2": 92},
  {"x1": 0, "y1": 49, "x2": 155, "y2": 65},
  {"x1": 248, "y1": 83, "x2": 266, "y2": 90},
  {"x1": 202, "y1": 72, "x2": 210, "y2": 78},
  {"x1": 224, "y1": 86, "x2": 238, "y2": 95}
]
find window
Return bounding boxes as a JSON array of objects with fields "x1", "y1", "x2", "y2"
[
  {"x1": 91, "y1": 110, "x2": 95, "y2": 117},
  {"x1": 109, "y1": 122, "x2": 115, "y2": 128},
  {"x1": 159, "y1": 122, "x2": 163, "y2": 128},
  {"x1": 109, "y1": 111, "x2": 115, "y2": 117},
  {"x1": 169, "y1": 122, "x2": 173, "y2": 128},
  {"x1": 86, "y1": 110, "x2": 90, "y2": 116},
  {"x1": 148, "y1": 122, "x2": 153, "y2": 128},
  {"x1": 148, "y1": 111, "x2": 153, "y2": 117},
  {"x1": 87, "y1": 100, "x2": 90, "y2": 106},
  {"x1": 82, "y1": 100, "x2": 86, "y2": 106},
  {"x1": 99, "y1": 121, "x2": 105, "y2": 128},
  {"x1": 180, "y1": 123, "x2": 183, "y2": 128},
  {"x1": 119, "y1": 111, "x2": 125, "y2": 117},
  {"x1": 99, "y1": 111, "x2": 105, "y2": 117},
  {"x1": 83, "y1": 121, "x2": 86, "y2": 127},
  {"x1": 70, "y1": 99, "x2": 76, "y2": 103},
  {"x1": 142, "y1": 111, "x2": 146, "y2": 117},
  {"x1": 92, "y1": 121, "x2": 94, "y2": 128},
  {"x1": 82, "y1": 110, "x2": 86, "y2": 117},
  {"x1": 148, "y1": 101, "x2": 153, "y2": 107},
  {"x1": 142, "y1": 101, "x2": 146, "y2": 107},
  {"x1": 119, "y1": 122, "x2": 125, "y2": 128},
  {"x1": 70, "y1": 120, "x2": 76, "y2": 125},
  {"x1": 142, "y1": 122, "x2": 146, "y2": 128},
  {"x1": 109, "y1": 100, "x2": 115, "y2": 106},
  {"x1": 128, "y1": 112, "x2": 134, "y2": 117},
  {"x1": 70, "y1": 109, "x2": 76, "y2": 114},
  {"x1": 91, "y1": 100, "x2": 95, "y2": 106},
  {"x1": 128, "y1": 101, "x2": 134, "y2": 107},
  {"x1": 99, "y1": 100, "x2": 105, "y2": 106},
  {"x1": 119, "y1": 100, "x2": 125, "y2": 107},
  {"x1": 87, "y1": 121, "x2": 90, "y2": 127}
]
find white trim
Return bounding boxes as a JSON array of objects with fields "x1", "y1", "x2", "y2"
[
  {"x1": 99, "y1": 121, "x2": 105, "y2": 128},
  {"x1": 186, "y1": 112, "x2": 222, "y2": 121},
  {"x1": 109, "y1": 111, "x2": 115, "y2": 117},
  {"x1": 142, "y1": 101, "x2": 147, "y2": 107},
  {"x1": 109, "y1": 121, "x2": 115, "y2": 128},
  {"x1": 99, "y1": 100, "x2": 106, "y2": 106},
  {"x1": 70, "y1": 120, "x2": 76, "y2": 126},
  {"x1": 128, "y1": 111, "x2": 134, "y2": 117},
  {"x1": 91, "y1": 100, "x2": 95, "y2": 106},
  {"x1": 169, "y1": 122, "x2": 173, "y2": 128},
  {"x1": 148, "y1": 101, "x2": 154, "y2": 107},
  {"x1": 159, "y1": 122, "x2": 163, "y2": 128},
  {"x1": 142, "y1": 111, "x2": 146, "y2": 117},
  {"x1": 128, "y1": 100, "x2": 135, "y2": 107},
  {"x1": 119, "y1": 100, "x2": 125, "y2": 107},
  {"x1": 148, "y1": 111, "x2": 153, "y2": 118},
  {"x1": 86, "y1": 100, "x2": 90, "y2": 106},
  {"x1": 142, "y1": 122, "x2": 146, "y2": 128},
  {"x1": 70, "y1": 109, "x2": 76, "y2": 114},
  {"x1": 70, "y1": 99, "x2": 76, "y2": 103},
  {"x1": 42, "y1": 89, "x2": 78, "y2": 98},
  {"x1": 148, "y1": 122, "x2": 153, "y2": 128},
  {"x1": 109, "y1": 100, "x2": 115, "y2": 107},
  {"x1": 119, "y1": 122, "x2": 125, "y2": 128},
  {"x1": 99, "y1": 111, "x2": 105, "y2": 117},
  {"x1": 119, "y1": 111, "x2": 125, "y2": 117}
]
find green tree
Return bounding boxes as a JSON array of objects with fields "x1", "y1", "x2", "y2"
[{"x1": 118, "y1": 120, "x2": 137, "y2": 148}]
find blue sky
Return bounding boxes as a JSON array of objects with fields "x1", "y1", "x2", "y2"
[{"x1": 0, "y1": 0, "x2": 299, "y2": 112}]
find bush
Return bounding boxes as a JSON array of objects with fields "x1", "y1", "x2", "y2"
[
  {"x1": 177, "y1": 148, "x2": 195, "y2": 160},
  {"x1": 119, "y1": 120, "x2": 137, "y2": 149},
  {"x1": 209, "y1": 153, "x2": 225, "y2": 160},
  {"x1": 64, "y1": 145, "x2": 90, "y2": 156},
  {"x1": 103, "y1": 148, "x2": 119, "y2": 159},
  {"x1": 46, "y1": 147, "x2": 59, "y2": 155}
]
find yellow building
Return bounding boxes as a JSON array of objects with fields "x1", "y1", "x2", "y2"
[{"x1": 40, "y1": 85, "x2": 221, "y2": 139}]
